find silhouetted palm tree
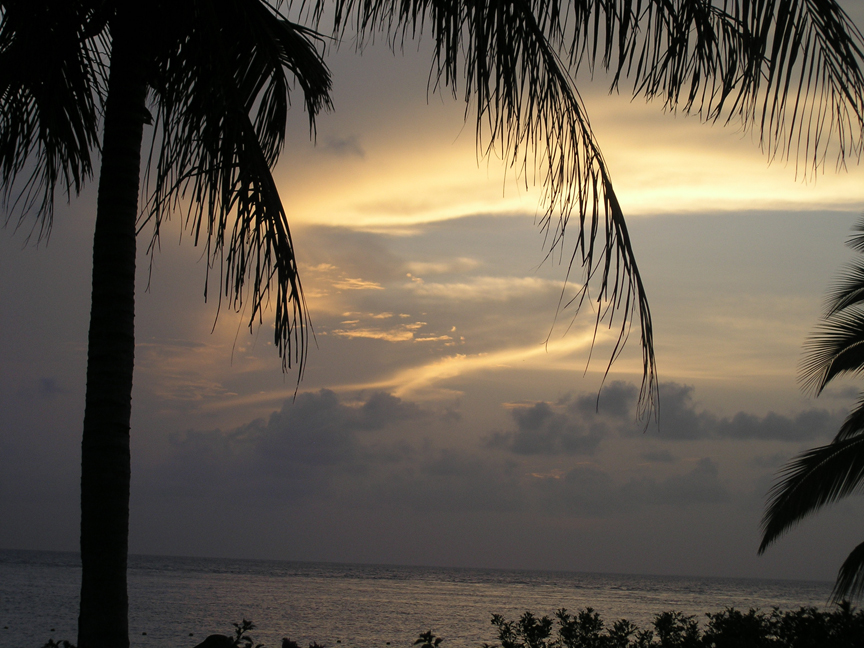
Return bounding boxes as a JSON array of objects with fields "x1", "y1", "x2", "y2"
[
  {"x1": 761, "y1": 218, "x2": 864, "y2": 602},
  {"x1": 2, "y1": 0, "x2": 864, "y2": 646},
  {"x1": 1, "y1": 2, "x2": 330, "y2": 646}
]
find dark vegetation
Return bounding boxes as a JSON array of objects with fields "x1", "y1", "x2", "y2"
[
  {"x1": 39, "y1": 606, "x2": 864, "y2": 648},
  {"x1": 483, "y1": 606, "x2": 864, "y2": 648}
]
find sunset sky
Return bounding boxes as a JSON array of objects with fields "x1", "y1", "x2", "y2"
[{"x1": 2, "y1": 2, "x2": 864, "y2": 584}]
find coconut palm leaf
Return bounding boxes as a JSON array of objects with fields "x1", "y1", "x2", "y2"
[
  {"x1": 800, "y1": 220, "x2": 864, "y2": 396},
  {"x1": 821, "y1": 220, "x2": 864, "y2": 321},
  {"x1": 0, "y1": 0, "x2": 107, "y2": 236},
  {"x1": 825, "y1": 262, "x2": 864, "y2": 317},
  {"x1": 759, "y1": 433, "x2": 864, "y2": 553},
  {"x1": 312, "y1": 0, "x2": 661, "y2": 414},
  {"x1": 762, "y1": 219, "x2": 864, "y2": 602},
  {"x1": 310, "y1": 0, "x2": 864, "y2": 416},
  {"x1": 833, "y1": 540, "x2": 864, "y2": 602},
  {"x1": 835, "y1": 393, "x2": 864, "y2": 442},
  {"x1": 143, "y1": 0, "x2": 332, "y2": 372},
  {"x1": 738, "y1": 0, "x2": 864, "y2": 172},
  {"x1": 800, "y1": 307, "x2": 864, "y2": 395}
]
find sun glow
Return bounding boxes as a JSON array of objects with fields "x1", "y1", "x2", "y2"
[{"x1": 277, "y1": 85, "x2": 864, "y2": 232}]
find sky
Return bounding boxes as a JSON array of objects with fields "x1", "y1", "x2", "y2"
[{"x1": 2, "y1": 4, "x2": 864, "y2": 584}]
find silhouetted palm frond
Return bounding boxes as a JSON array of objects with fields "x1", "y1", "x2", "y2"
[
  {"x1": 760, "y1": 434, "x2": 864, "y2": 554},
  {"x1": 314, "y1": 0, "x2": 661, "y2": 415},
  {"x1": 800, "y1": 307, "x2": 864, "y2": 395},
  {"x1": 826, "y1": 262, "x2": 864, "y2": 316},
  {"x1": 0, "y1": 0, "x2": 108, "y2": 236},
  {"x1": 833, "y1": 540, "x2": 864, "y2": 602},
  {"x1": 801, "y1": 221, "x2": 864, "y2": 395},
  {"x1": 835, "y1": 393, "x2": 864, "y2": 442},
  {"x1": 595, "y1": 0, "x2": 864, "y2": 175},
  {"x1": 308, "y1": 0, "x2": 864, "y2": 417},
  {"x1": 143, "y1": 0, "x2": 333, "y2": 372},
  {"x1": 763, "y1": 219, "x2": 864, "y2": 601}
]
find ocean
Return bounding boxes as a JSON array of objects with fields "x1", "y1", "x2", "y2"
[{"x1": 0, "y1": 550, "x2": 834, "y2": 648}]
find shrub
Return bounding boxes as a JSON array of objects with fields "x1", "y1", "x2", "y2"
[{"x1": 484, "y1": 604, "x2": 864, "y2": 648}]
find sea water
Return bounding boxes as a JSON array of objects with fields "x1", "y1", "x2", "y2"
[{"x1": 0, "y1": 550, "x2": 833, "y2": 648}]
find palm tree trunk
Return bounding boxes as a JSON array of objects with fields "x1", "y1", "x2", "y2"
[{"x1": 78, "y1": 7, "x2": 148, "y2": 648}]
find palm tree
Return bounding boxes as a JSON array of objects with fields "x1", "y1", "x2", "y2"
[
  {"x1": 2, "y1": 2, "x2": 330, "y2": 646},
  {"x1": 760, "y1": 218, "x2": 864, "y2": 603},
  {"x1": 1, "y1": 0, "x2": 863, "y2": 646}
]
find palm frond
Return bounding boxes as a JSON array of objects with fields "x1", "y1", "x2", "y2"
[
  {"x1": 847, "y1": 217, "x2": 864, "y2": 252},
  {"x1": 826, "y1": 219, "x2": 864, "y2": 317},
  {"x1": 143, "y1": 0, "x2": 332, "y2": 373},
  {"x1": 759, "y1": 435, "x2": 864, "y2": 553},
  {"x1": 605, "y1": 0, "x2": 864, "y2": 176},
  {"x1": 314, "y1": 0, "x2": 658, "y2": 416},
  {"x1": 0, "y1": 0, "x2": 107, "y2": 237},
  {"x1": 308, "y1": 0, "x2": 864, "y2": 416},
  {"x1": 825, "y1": 262, "x2": 864, "y2": 317},
  {"x1": 738, "y1": 0, "x2": 864, "y2": 174},
  {"x1": 800, "y1": 307, "x2": 864, "y2": 395},
  {"x1": 832, "y1": 540, "x2": 864, "y2": 603},
  {"x1": 801, "y1": 219, "x2": 864, "y2": 395},
  {"x1": 835, "y1": 394, "x2": 864, "y2": 442}
]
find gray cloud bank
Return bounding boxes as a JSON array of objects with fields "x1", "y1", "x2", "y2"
[
  {"x1": 485, "y1": 382, "x2": 842, "y2": 456},
  {"x1": 140, "y1": 383, "x2": 841, "y2": 523}
]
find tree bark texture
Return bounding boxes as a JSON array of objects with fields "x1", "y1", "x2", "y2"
[{"x1": 78, "y1": 7, "x2": 149, "y2": 648}]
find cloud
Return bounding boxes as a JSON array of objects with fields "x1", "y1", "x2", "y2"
[
  {"x1": 328, "y1": 318, "x2": 453, "y2": 344},
  {"x1": 320, "y1": 135, "x2": 366, "y2": 158},
  {"x1": 332, "y1": 277, "x2": 384, "y2": 290},
  {"x1": 487, "y1": 381, "x2": 843, "y2": 454},
  {"x1": 648, "y1": 383, "x2": 717, "y2": 440},
  {"x1": 405, "y1": 275, "x2": 559, "y2": 302},
  {"x1": 145, "y1": 389, "x2": 532, "y2": 513},
  {"x1": 568, "y1": 381, "x2": 638, "y2": 419},
  {"x1": 246, "y1": 389, "x2": 426, "y2": 465},
  {"x1": 714, "y1": 409, "x2": 841, "y2": 442},
  {"x1": 330, "y1": 327, "x2": 416, "y2": 342},
  {"x1": 487, "y1": 401, "x2": 604, "y2": 455},
  {"x1": 135, "y1": 381, "x2": 840, "y2": 537},
  {"x1": 641, "y1": 450, "x2": 677, "y2": 463},
  {"x1": 641, "y1": 383, "x2": 844, "y2": 442},
  {"x1": 140, "y1": 389, "x2": 735, "y2": 522},
  {"x1": 151, "y1": 390, "x2": 429, "y2": 502},
  {"x1": 531, "y1": 458, "x2": 728, "y2": 515},
  {"x1": 406, "y1": 258, "x2": 481, "y2": 275},
  {"x1": 636, "y1": 458, "x2": 728, "y2": 507}
]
